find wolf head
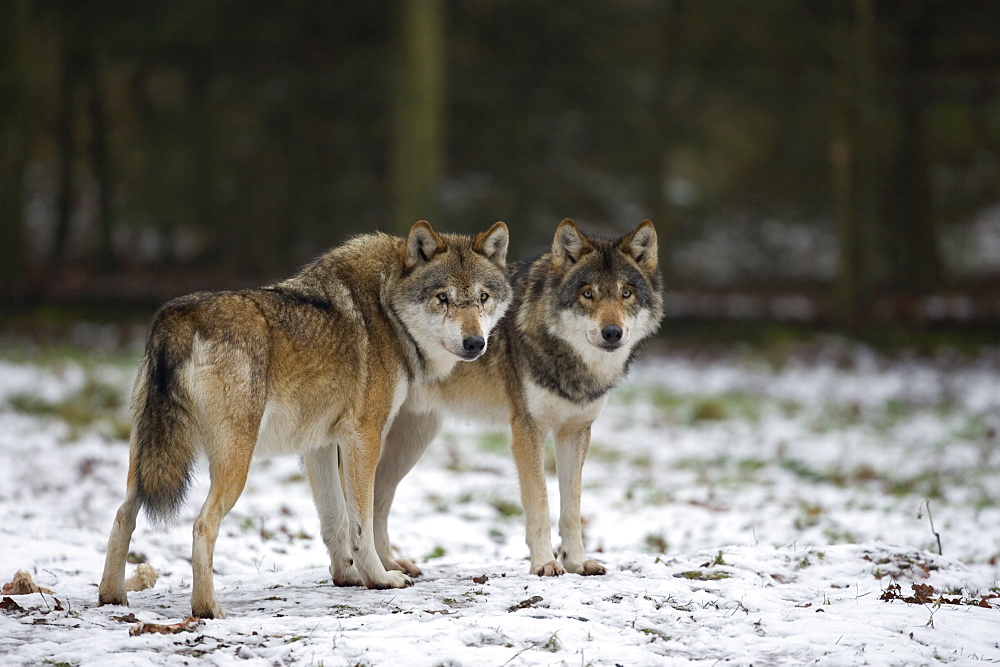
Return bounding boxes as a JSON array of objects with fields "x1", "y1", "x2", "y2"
[
  {"x1": 394, "y1": 220, "x2": 512, "y2": 373},
  {"x1": 533, "y1": 218, "x2": 663, "y2": 364}
]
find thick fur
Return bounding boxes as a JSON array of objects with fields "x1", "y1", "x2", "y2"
[
  {"x1": 374, "y1": 219, "x2": 663, "y2": 578},
  {"x1": 98, "y1": 221, "x2": 511, "y2": 618}
]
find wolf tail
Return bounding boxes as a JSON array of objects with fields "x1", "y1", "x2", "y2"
[{"x1": 132, "y1": 307, "x2": 199, "y2": 524}]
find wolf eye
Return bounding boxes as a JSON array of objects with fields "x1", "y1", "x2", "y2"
[
  {"x1": 480, "y1": 292, "x2": 490, "y2": 303},
  {"x1": 622, "y1": 288, "x2": 632, "y2": 298},
  {"x1": 436, "y1": 292, "x2": 448, "y2": 304},
  {"x1": 582, "y1": 289, "x2": 594, "y2": 299}
]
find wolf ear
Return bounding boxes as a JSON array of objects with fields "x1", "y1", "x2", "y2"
[
  {"x1": 552, "y1": 219, "x2": 591, "y2": 266},
  {"x1": 404, "y1": 220, "x2": 445, "y2": 269},
  {"x1": 473, "y1": 221, "x2": 509, "y2": 268},
  {"x1": 620, "y1": 219, "x2": 658, "y2": 272}
]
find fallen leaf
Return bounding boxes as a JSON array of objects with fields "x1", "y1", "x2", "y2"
[
  {"x1": 1, "y1": 597, "x2": 24, "y2": 612},
  {"x1": 472, "y1": 574, "x2": 488, "y2": 585},
  {"x1": 2, "y1": 570, "x2": 54, "y2": 596},
  {"x1": 111, "y1": 613, "x2": 140, "y2": 623},
  {"x1": 507, "y1": 595, "x2": 543, "y2": 613},
  {"x1": 129, "y1": 616, "x2": 202, "y2": 637}
]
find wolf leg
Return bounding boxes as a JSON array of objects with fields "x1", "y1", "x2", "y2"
[
  {"x1": 554, "y1": 421, "x2": 606, "y2": 576},
  {"x1": 98, "y1": 456, "x2": 142, "y2": 607},
  {"x1": 374, "y1": 408, "x2": 442, "y2": 577},
  {"x1": 190, "y1": 437, "x2": 255, "y2": 619},
  {"x1": 304, "y1": 443, "x2": 363, "y2": 586},
  {"x1": 511, "y1": 420, "x2": 562, "y2": 576},
  {"x1": 343, "y1": 425, "x2": 413, "y2": 589}
]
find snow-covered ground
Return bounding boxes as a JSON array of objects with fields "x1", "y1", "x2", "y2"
[{"x1": 1, "y1": 341, "x2": 999, "y2": 666}]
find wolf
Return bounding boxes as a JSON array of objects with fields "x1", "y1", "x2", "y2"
[
  {"x1": 97, "y1": 220, "x2": 511, "y2": 618},
  {"x1": 372, "y1": 219, "x2": 663, "y2": 578}
]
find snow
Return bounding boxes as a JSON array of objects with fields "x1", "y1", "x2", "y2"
[{"x1": 1, "y1": 344, "x2": 999, "y2": 665}]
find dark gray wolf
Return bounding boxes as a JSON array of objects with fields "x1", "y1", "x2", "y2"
[
  {"x1": 98, "y1": 221, "x2": 511, "y2": 618},
  {"x1": 373, "y1": 219, "x2": 663, "y2": 577}
]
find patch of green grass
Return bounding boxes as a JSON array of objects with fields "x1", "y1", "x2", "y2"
[
  {"x1": 540, "y1": 632, "x2": 561, "y2": 653},
  {"x1": 476, "y1": 432, "x2": 508, "y2": 454},
  {"x1": 690, "y1": 397, "x2": 729, "y2": 422},
  {"x1": 424, "y1": 545, "x2": 446, "y2": 560},
  {"x1": 637, "y1": 626, "x2": 671, "y2": 642},
  {"x1": 794, "y1": 502, "x2": 824, "y2": 530},
  {"x1": 490, "y1": 499, "x2": 523, "y2": 518},
  {"x1": 587, "y1": 442, "x2": 623, "y2": 463},
  {"x1": 676, "y1": 570, "x2": 730, "y2": 581},
  {"x1": 7, "y1": 376, "x2": 130, "y2": 440},
  {"x1": 644, "y1": 533, "x2": 668, "y2": 554}
]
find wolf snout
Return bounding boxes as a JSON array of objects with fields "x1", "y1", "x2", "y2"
[
  {"x1": 463, "y1": 335, "x2": 486, "y2": 353},
  {"x1": 601, "y1": 325, "x2": 623, "y2": 344},
  {"x1": 459, "y1": 335, "x2": 486, "y2": 359}
]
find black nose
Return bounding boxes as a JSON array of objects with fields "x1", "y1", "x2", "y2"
[
  {"x1": 601, "y1": 325, "x2": 623, "y2": 344},
  {"x1": 463, "y1": 336, "x2": 486, "y2": 353}
]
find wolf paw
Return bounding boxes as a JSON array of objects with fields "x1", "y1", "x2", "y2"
[
  {"x1": 562, "y1": 558, "x2": 607, "y2": 576},
  {"x1": 532, "y1": 560, "x2": 566, "y2": 577},
  {"x1": 579, "y1": 559, "x2": 607, "y2": 576},
  {"x1": 191, "y1": 603, "x2": 225, "y2": 619},
  {"x1": 97, "y1": 592, "x2": 128, "y2": 607},
  {"x1": 367, "y1": 570, "x2": 413, "y2": 590},
  {"x1": 329, "y1": 564, "x2": 365, "y2": 587},
  {"x1": 391, "y1": 558, "x2": 423, "y2": 578}
]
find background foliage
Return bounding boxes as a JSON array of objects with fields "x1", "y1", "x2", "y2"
[{"x1": 2, "y1": 1, "x2": 999, "y2": 326}]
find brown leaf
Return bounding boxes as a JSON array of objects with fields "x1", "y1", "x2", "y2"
[
  {"x1": 2, "y1": 570, "x2": 54, "y2": 596},
  {"x1": 111, "y1": 613, "x2": 140, "y2": 623},
  {"x1": 472, "y1": 575, "x2": 488, "y2": 585},
  {"x1": 507, "y1": 595, "x2": 543, "y2": 613},
  {"x1": 129, "y1": 616, "x2": 202, "y2": 637},
  {"x1": 1, "y1": 597, "x2": 24, "y2": 612}
]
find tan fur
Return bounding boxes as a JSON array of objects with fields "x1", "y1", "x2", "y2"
[
  {"x1": 374, "y1": 219, "x2": 664, "y2": 578},
  {"x1": 98, "y1": 221, "x2": 511, "y2": 618}
]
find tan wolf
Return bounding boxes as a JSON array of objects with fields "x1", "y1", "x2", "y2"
[
  {"x1": 98, "y1": 220, "x2": 511, "y2": 618},
  {"x1": 373, "y1": 219, "x2": 663, "y2": 577}
]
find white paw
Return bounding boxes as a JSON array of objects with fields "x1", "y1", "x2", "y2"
[
  {"x1": 392, "y1": 558, "x2": 423, "y2": 578},
  {"x1": 532, "y1": 560, "x2": 566, "y2": 577},
  {"x1": 367, "y1": 569, "x2": 413, "y2": 589}
]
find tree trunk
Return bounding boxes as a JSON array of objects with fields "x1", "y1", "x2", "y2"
[
  {"x1": 85, "y1": 53, "x2": 116, "y2": 270},
  {"x1": 54, "y1": 43, "x2": 82, "y2": 262},
  {"x1": 832, "y1": 0, "x2": 880, "y2": 328},
  {"x1": 0, "y1": 0, "x2": 31, "y2": 297},
  {"x1": 392, "y1": 0, "x2": 445, "y2": 233},
  {"x1": 881, "y1": 7, "x2": 940, "y2": 291}
]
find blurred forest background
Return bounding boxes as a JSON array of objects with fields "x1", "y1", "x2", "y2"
[{"x1": 3, "y1": 0, "x2": 1000, "y2": 336}]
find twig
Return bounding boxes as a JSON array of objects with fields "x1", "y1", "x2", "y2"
[{"x1": 923, "y1": 499, "x2": 942, "y2": 556}]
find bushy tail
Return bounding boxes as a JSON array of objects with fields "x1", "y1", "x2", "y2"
[{"x1": 132, "y1": 310, "x2": 199, "y2": 524}]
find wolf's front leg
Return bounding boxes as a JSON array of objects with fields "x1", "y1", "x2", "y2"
[
  {"x1": 344, "y1": 425, "x2": 413, "y2": 589},
  {"x1": 304, "y1": 443, "x2": 363, "y2": 586},
  {"x1": 374, "y1": 408, "x2": 443, "y2": 578},
  {"x1": 554, "y1": 421, "x2": 606, "y2": 576},
  {"x1": 511, "y1": 420, "x2": 562, "y2": 576}
]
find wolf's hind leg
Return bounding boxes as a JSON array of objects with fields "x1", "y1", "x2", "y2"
[
  {"x1": 374, "y1": 408, "x2": 442, "y2": 577},
  {"x1": 304, "y1": 443, "x2": 363, "y2": 586},
  {"x1": 554, "y1": 421, "x2": 606, "y2": 576},
  {"x1": 98, "y1": 457, "x2": 142, "y2": 607},
  {"x1": 190, "y1": 435, "x2": 255, "y2": 619}
]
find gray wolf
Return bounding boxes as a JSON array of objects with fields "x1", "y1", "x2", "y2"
[
  {"x1": 98, "y1": 220, "x2": 511, "y2": 618},
  {"x1": 373, "y1": 219, "x2": 663, "y2": 577}
]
